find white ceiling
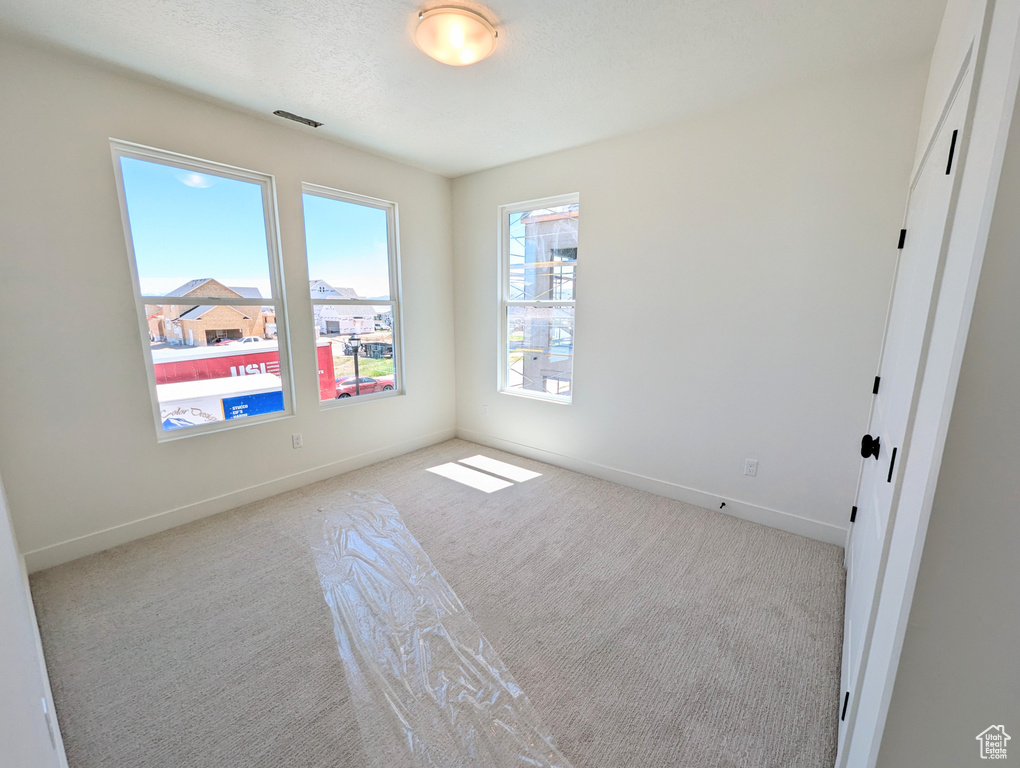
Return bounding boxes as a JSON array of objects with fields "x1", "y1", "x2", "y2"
[{"x1": 0, "y1": 0, "x2": 945, "y2": 177}]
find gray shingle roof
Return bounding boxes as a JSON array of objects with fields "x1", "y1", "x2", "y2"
[
  {"x1": 165, "y1": 278, "x2": 214, "y2": 297},
  {"x1": 230, "y1": 286, "x2": 263, "y2": 299},
  {"x1": 179, "y1": 305, "x2": 249, "y2": 320},
  {"x1": 165, "y1": 278, "x2": 263, "y2": 300},
  {"x1": 310, "y1": 279, "x2": 359, "y2": 299}
]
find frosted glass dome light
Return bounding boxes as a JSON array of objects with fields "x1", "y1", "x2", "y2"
[{"x1": 415, "y1": 7, "x2": 498, "y2": 66}]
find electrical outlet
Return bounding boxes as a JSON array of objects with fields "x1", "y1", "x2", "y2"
[
  {"x1": 292, "y1": 433, "x2": 303, "y2": 449},
  {"x1": 482, "y1": 404, "x2": 489, "y2": 417},
  {"x1": 744, "y1": 459, "x2": 758, "y2": 477}
]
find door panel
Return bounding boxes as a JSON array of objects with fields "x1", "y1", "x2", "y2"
[{"x1": 838, "y1": 73, "x2": 972, "y2": 751}]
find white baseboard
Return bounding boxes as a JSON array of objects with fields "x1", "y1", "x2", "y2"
[
  {"x1": 23, "y1": 428, "x2": 456, "y2": 572},
  {"x1": 25, "y1": 425, "x2": 846, "y2": 571},
  {"x1": 457, "y1": 428, "x2": 848, "y2": 547}
]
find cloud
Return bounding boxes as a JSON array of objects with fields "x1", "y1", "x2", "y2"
[{"x1": 176, "y1": 171, "x2": 216, "y2": 189}]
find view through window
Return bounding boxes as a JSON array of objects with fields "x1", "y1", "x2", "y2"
[
  {"x1": 502, "y1": 197, "x2": 578, "y2": 400},
  {"x1": 113, "y1": 143, "x2": 290, "y2": 435},
  {"x1": 302, "y1": 186, "x2": 401, "y2": 402}
]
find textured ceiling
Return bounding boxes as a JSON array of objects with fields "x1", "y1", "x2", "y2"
[{"x1": 0, "y1": 0, "x2": 945, "y2": 177}]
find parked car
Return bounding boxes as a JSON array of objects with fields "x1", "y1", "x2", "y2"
[
  {"x1": 211, "y1": 337, "x2": 237, "y2": 346},
  {"x1": 335, "y1": 375, "x2": 395, "y2": 397},
  {"x1": 236, "y1": 336, "x2": 268, "y2": 345}
]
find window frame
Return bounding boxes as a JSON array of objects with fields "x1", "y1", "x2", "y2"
[
  {"x1": 301, "y1": 183, "x2": 404, "y2": 407},
  {"x1": 111, "y1": 139, "x2": 294, "y2": 440},
  {"x1": 498, "y1": 193, "x2": 579, "y2": 403}
]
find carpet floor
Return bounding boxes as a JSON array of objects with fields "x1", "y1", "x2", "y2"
[{"x1": 30, "y1": 439, "x2": 845, "y2": 768}]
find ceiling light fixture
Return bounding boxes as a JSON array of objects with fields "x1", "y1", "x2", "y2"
[{"x1": 415, "y1": 7, "x2": 498, "y2": 66}]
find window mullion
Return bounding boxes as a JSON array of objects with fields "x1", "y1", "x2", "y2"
[
  {"x1": 500, "y1": 196, "x2": 579, "y2": 402},
  {"x1": 310, "y1": 299, "x2": 392, "y2": 306},
  {"x1": 301, "y1": 186, "x2": 400, "y2": 403},
  {"x1": 140, "y1": 296, "x2": 279, "y2": 306},
  {"x1": 505, "y1": 301, "x2": 574, "y2": 307}
]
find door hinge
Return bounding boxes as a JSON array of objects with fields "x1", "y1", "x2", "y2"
[
  {"x1": 887, "y1": 446, "x2": 898, "y2": 483},
  {"x1": 897, "y1": 229, "x2": 907, "y2": 249},
  {"x1": 946, "y1": 129, "x2": 959, "y2": 175},
  {"x1": 850, "y1": 505, "x2": 858, "y2": 523},
  {"x1": 873, "y1": 375, "x2": 881, "y2": 394},
  {"x1": 842, "y1": 691, "x2": 850, "y2": 721}
]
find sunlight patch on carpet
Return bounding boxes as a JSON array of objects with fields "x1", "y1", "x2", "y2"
[
  {"x1": 426, "y1": 462, "x2": 514, "y2": 493},
  {"x1": 458, "y1": 455, "x2": 541, "y2": 483}
]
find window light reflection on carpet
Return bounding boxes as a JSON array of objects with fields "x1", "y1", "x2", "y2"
[
  {"x1": 427, "y1": 462, "x2": 513, "y2": 493},
  {"x1": 458, "y1": 454, "x2": 541, "y2": 482}
]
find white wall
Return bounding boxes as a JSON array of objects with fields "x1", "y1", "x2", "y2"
[
  {"x1": 875, "y1": 52, "x2": 1020, "y2": 767},
  {"x1": 0, "y1": 38, "x2": 456, "y2": 569},
  {"x1": 0, "y1": 471, "x2": 66, "y2": 767},
  {"x1": 451, "y1": 58, "x2": 930, "y2": 544}
]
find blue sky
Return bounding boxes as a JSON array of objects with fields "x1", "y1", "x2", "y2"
[
  {"x1": 120, "y1": 156, "x2": 391, "y2": 300},
  {"x1": 121, "y1": 157, "x2": 273, "y2": 296},
  {"x1": 302, "y1": 193, "x2": 390, "y2": 299}
]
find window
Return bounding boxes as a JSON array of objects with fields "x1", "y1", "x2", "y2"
[
  {"x1": 111, "y1": 141, "x2": 291, "y2": 438},
  {"x1": 301, "y1": 185, "x2": 401, "y2": 403},
  {"x1": 500, "y1": 195, "x2": 579, "y2": 401}
]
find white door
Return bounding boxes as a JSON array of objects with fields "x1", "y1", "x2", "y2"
[
  {"x1": 0, "y1": 476, "x2": 66, "y2": 766},
  {"x1": 838, "y1": 70, "x2": 973, "y2": 752}
]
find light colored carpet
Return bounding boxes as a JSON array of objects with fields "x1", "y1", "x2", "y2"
[{"x1": 30, "y1": 439, "x2": 845, "y2": 767}]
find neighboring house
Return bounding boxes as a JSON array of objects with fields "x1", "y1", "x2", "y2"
[
  {"x1": 146, "y1": 278, "x2": 266, "y2": 346},
  {"x1": 262, "y1": 309, "x2": 277, "y2": 338},
  {"x1": 145, "y1": 310, "x2": 163, "y2": 341},
  {"x1": 310, "y1": 279, "x2": 374, "y2": 336},
  {"x1": 517, "y1": 207, "x2": 578, "y2": 395}
]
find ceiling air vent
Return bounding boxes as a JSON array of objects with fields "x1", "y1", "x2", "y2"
[{"x1": 273, "y1": 110, "x2": 323, "y2": 128}]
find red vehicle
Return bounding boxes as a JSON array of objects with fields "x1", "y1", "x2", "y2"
[
  {"x1": 151, "y1": 340, "x2": 337, "y2": 401},
  {"x1": 335, "y1": 375, "x2": 395, "y2": 397}
]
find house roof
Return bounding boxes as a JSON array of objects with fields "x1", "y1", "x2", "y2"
[
  {"x1": 230, "y1": 286, "x2": 263, "y2": 299},
  {"x1": 165, "y1": 278, "x2": 263, "y2": 301},
  {"x1": 163, "y1": 280, "x2": 263, "y2": 320},
  {"x1": 310, "y1": 280, "x2": 358, "y2": 300},
  {"x1": 179, "y1": 305, "x2": 250, "y2": 320},
  {"x1": 309, "y1": 281, "x2": 374, "y2": 322},
  {"x1": 165, "y1": 278, "x2": 215, "y2": 297}
]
